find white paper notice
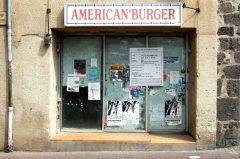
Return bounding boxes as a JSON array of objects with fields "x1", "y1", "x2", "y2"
[
  {"x1": 107, "y1": 101, "x2": 123, "y2": 126},
  {"x1": 67, "y1": 75, "x2": 80, "y2": 92},
  {"x1": 165, "y1": 102, "x2": 182, "y2": 126},
  {"x1": 122, "y1": 101, "x2": 140, "y2": 125},
  {"x1": 91, "y1": 58, "x2": 98, "y2": 67},
  {"x1": 88, "y1": 82, "x2": 101, "y2": 100},
  {"x1": 170, "y1": 71, "x2": 179, "y2": 84},
  {"x1": 130, "y1": 48, "x2": 163, "y2": 86}
]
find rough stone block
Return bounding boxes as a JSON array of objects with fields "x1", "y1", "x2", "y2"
[
  {"x1": 217, "y1": 27, "x2": 234, "y2": 36},
  {"x1": 217, "y1": 98, "x2": 240, "y2": 121},
  {"x1": 219, "y1": 38, "x2": 240, "y2": 51},
  {"x1": 217, "y1": 79, "x2": 223, "y2": 97},
  {"x1": 224, "y1": 126, "x2": 238, "y2": 139},
  {"x1": 227, "y1": 80, "x2": 240, "y2": 97},
  {"x1": 217, "y1": 53, "x2": 226, "y2": 65},
  {"x1": 237, "y1": 28, "x2": 240, "y2": 35},
  {"x1": 219, "y1": 2, "x2": 235, "y2": 13},
  {"x1": 224, "y1": 13, "x2": 240, "y2": 26},
  {"x1": 224, "y1": 140, "x2": 239, "y2": 147},
  {"x1": 223, "y1": 65, "x2": 240, "y2": 79},
  {"x1": 217, "y1": 121, "x2": 240, "y2": 148},
  {"x1": 232, "y1": 38, "x2": 240, "y2": 51},
  {"x1": 234, "y1": 52, "x2": 240, "y2": 63},
  {"x1": 219, "y1": 38, "x2": 231, "y2": 51}
]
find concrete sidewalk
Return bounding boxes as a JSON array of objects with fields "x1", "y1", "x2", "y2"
[{"x1": 0, "y1": 147, "x2": 240, "y2": 159}]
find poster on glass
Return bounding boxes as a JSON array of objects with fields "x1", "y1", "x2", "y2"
[
  {"x1": 110, "y1": 64, "x2": 124, "y2": 81},
  {"x1": 130, "y1": 48, "x2": 163, "y2": 86},
  {"x1": 74, "y1": 59, "x2": 86, "y2": 76},
  {"x1": 165, "y1": 97, "x2": 182, "y2": 126},
  {"x1": 107, "y1": 101, "x2": 123, "y2": 126}
]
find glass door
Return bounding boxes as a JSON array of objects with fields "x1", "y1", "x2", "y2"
[
  {"x1": 104, "y1": 36, "x2": 147, "y2": 131},
  {"x1": 147, "y1": 36, "x2": 186, "y2": 132},
  {"x1": 61, "y1": 36, "x2": 102, "y2": 130}
]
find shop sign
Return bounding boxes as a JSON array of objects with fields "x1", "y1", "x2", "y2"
[{"x1": 64, "y1": 3, "x2": 182, "y2": 26}]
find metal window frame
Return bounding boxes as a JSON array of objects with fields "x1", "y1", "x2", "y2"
[{"x1": 58, "y1": 32, "x2": 189, "y2": 133}]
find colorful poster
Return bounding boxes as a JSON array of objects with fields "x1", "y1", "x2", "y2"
[
  {"x1": 164, "y1": 57, "x2": 179, "y2": 64},
  {"x1": 110, "y1": 64, "x2": 124, "y2": 81},
  {"x1": 122, "y1": 101, "x2": 140, "y2": 125},
  {"x1": 88, "y1": 82, "x2": 101, "y2": 100},
  {"x1": 130, "y1": 48, "x2": 163, "y2": 86},
  {"x1": 66, "y1": 74, "x2": 80, "y2": 92},
  {"x1": 107, "y1": 101, "x2": 123, "y2": 126},
  {"x1": 170, "y1": 71, "x2": 179, "y2": 84},
  {"x1": 129, "y1": 86, "x2": 140, "y2": 99},
  {"x1": 89, "y1": 67, "x2": 98, "y2": 81},
  {"x1": 74, "y1": 59, "x2": 86, "y2": 76},
  {"x1": 165, "y1": 98, "x2": 182, "y2": 126}
]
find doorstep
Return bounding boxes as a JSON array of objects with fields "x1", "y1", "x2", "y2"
[{"x1": 49, "y1": 132, "x2": 196, "y2": 151}]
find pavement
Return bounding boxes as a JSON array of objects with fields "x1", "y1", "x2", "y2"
[{"x1": 0, "y1": 146, "x2": 240, "y2": 159}]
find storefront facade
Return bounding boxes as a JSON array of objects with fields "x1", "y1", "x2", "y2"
[
  {"x1": 61, "y1": 33, "x2": 187, "y2": 133},
  {"x1": 0, "y1": 0, "x2": 220, "y2": 151}
]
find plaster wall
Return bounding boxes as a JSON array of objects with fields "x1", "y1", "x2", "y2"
[
  {"x1": 10, "y1": 0, "x2": 217, "y2": 150},
  {"x1": 0, "y1": 0, "x2": 5, "y2": 10}
]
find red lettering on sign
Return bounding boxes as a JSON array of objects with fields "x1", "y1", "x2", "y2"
[
  {"x1": 88, "y1": 9, "x2": 94, "y2": 20},
  {"x1": 71, "y1": 9, "x2": 78, "y2": 20},
  {"x1": 102, "y1": 9, "x2": 105, "y2": 20},
  {"x1": 138, "y1": 9, "x2": 145, "y2": 20},
  {"x1": 132, "y1": 9, "x2": 138, "y2": 20},
  {"x1": 162, "y1": 9, "x2": 167, "y2": 20},
  {"x1": 121, "y1": 9, "x2": 128, "y2": 20},
  {"x1": 154, "y1": 9, "x2": 161, "y2": 20},
  {"x1": 169, "y1": 9, "x2": 175, "y2": 20},
  {"x1": 106, "y1": 9, "x2": 113, "y2": 20},
  {"x1": 95, "y1": 9, "x2": 101, "y2": 20},
  {"x1": 79, "y1": 9, "x2": 87, "y2": 20},
  {"x1": 114, "y1": 9, "x2": 120, "y2": 20},
  {"x1": 147, "y1": 9, "x2": 153, "y2": 20},
  {"x1": 67, "y1": 6, "x2": 179, "y2": 24}
]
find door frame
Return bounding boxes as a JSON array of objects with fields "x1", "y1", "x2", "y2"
[{"x1": 59, "y1": 32, "x2": 189, "y2": 133}]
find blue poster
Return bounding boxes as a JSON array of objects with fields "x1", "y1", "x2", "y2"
[{"x1": 89, "y1": 67, "x2": 98, "y2": 81}]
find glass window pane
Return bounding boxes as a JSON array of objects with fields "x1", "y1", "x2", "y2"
[
  {"x1": 61, "y1": 36, "x2": 102, "y2": 130},
  {"x1": 104, "y1": 36, "x2": 146, "y2": 131},
  {"x1": 148, "y1": 37, "x2": 186, "y2": 131}
]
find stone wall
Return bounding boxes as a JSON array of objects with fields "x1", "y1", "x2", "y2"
[{"x1": 217, "y1": 0, "x2": 240, "y2": 148}]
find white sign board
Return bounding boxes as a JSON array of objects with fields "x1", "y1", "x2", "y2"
[
  {"x1": 64, "y1": 3, "x2": 182, "y2": 26},
  {"x1": 88, "y1": 82, "x2": 101, "y2": 100},
  {"x1": 67, "y1": 74, "x2": 80, "y2": 92},
  {"x1": 130, "y1": 48, "x2": 163, "y2": 86}
]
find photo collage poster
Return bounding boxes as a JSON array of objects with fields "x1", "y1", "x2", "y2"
[{"x1": 107, "y1": 101, "x2": 140, "y2": 126}]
